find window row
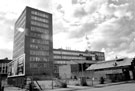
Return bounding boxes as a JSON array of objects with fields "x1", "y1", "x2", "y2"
[
  {"x1": 95, "y1": 53, "x2": 104, "y2": 56},
  {"x1": 0, "y1": 66, "x2": 8, "y2": 74},
  {"x1": 53, "y1": 51, "x2": 90, "y2": 57},
  {"x1": 13, "y1": 46, "x2": 24, "y2": 59},
  {"x1": 14, "y1": 22, "x2": 25, "y2": 40},
  {"x1": 53, "y1": 51, "x2": 80, "y2": 56},
  {"x1": 30, "y1": 50, "x2": 49, "y2": 56},
  {"x1": 96, "y1": 56, "x2": 105, "y2": 61},
  {"x1": 14, "y1": 37, "x2": 24, "y2": 48},
  {"x1": 31, "y1": 26, "x2": 49, "y2": 34},
  {"x1": 31, "y1": 21, "x2": 49, "y2": 28},
  {"x1": 0, "y1": 63, "x2": 8, "y2": 74},
  {"x1": 31, "y1": 11, "x2": 49, "y2": 18},
  {"x1": 55, "y1": 61, "x2": 69, "y2": 64},
  {"x1": 15, "y1": 10, "x2": 26, "y2": 27},
  {"x1": 30, "y1": 44, "x2": 49, "y2": 50},
  {"x1": 54, "y1": 55, "x2": 85, "y2": 60},
  {"x1": 30, "y1": 38, "x2": 49, "y2": 45},
  {"x1": 14, "y1": 31, "x2": 25, "y2": 45},
  {"x1": 30, "y1": 63, "x2": 49, "y2": 68},
  {"x1": 0, "y1": 63, "x2": 8, "y2": 67},
  {"x1": 31, "y1": 16, "x2": 49, "y2": 23},
  {"x1": 15, "y1": 16, "x2": 26, "y2": 30},
  {"x1": 30, "y1": 32, "x2": 49, "y2": 40},
  {"x1": 30, "y1": 56, "x2": 49, "y2": 62}
]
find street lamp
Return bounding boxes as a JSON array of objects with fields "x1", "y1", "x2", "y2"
[
  {"x1": 79, "y1": 54, "x2": 87, "y2": 86},
  {"x1": 50, "y1": 58, "x2": 54, "y2": 89},
  {"x1": 79, "y1": 54, "x2": 84, "y2": 78}
]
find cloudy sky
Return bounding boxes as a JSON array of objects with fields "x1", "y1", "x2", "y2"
[{"x1": 0, "y1": 0, "x2": 135, "y2": 60}]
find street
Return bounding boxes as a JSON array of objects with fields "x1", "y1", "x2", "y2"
[
  {"x1": 78, "y1": 83, "x2": 135, "y2": 91},
  {"x1": 47, "y1": 82, "x2": 135, "y2": 91},
  {"x1": 3, "y1": 81, "x2": 135, "y2": 91}
]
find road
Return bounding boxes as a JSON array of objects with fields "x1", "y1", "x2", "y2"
[
  {"x1": 77, "y1": 83, "x2": 135, "y2": 91},
  {"x1": 4, "y1": 82, "x2": 135, "y2": 91}
]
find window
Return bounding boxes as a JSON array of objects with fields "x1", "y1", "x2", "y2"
[
  {"x1": 53, "y1": 51, "x2": 80, "y2": 56},
  {"x1": 43, "y1": 57, "x2": 48, "y2": 61},
  {"x1": 30, "y1": 50, "x2": 49, "y2": 56},
  {"x1": 31, "y1": 21, "x2": 49, "y2": 28},
  {"x1": 31, "y1": 11, "x2": 49, "y2": 18},
  {"x1": 30, "y1": 32, "x2": 49, "y2": 40},
  {"x1": 44, "y1": 63, "x2": 48, "y2": 68},
  {"x1": 30, "y1": 56, "x2": 40, "y2": 61},
  {"x1": 30, "y1": 63, "x2": 37, "y2": 68},
  {"x1": 53, "y1": 51, "x2": 61, "y2": 54},
  {"x1": 30, "y1": 38, "x2": 49, "y2": 44},
  {"x1": 30, "y1": 56, "x2": 49, "y2": 62},
  {"x1": 31, "y1": 16, "x2": 49, "y2": 23},
  {"x1": 30, "y1": 44, "x2": 49, "y2": 50},
  {"x1": 38, "y1": 63, "x2": 44, "y2": 68},
  {"x1": 55, "y1": 61, "x2": 67, "y2": 64},
  {"x1": 31, "y1": 26, "x2": 49, "y2": 34},
  {"x1": 54, "y1": 55, "x2": 61, "y2": 59}
]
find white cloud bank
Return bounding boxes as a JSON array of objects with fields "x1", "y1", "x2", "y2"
[
  {"x1": 0, "y1": 0, "x2": 135, "y2": 60},
  {"x1": 53, "y1": 0, "x2": 135, "y2": 60}
]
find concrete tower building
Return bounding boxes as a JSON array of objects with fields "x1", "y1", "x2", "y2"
[{"x1": 8, "y1": 6, "x2": 53, "y2": 86}]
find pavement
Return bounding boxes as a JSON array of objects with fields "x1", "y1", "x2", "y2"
[
  {"x1": 93, "y1": 80, "x2": 135, "y2": 88},
  {"x1": 3, "y1": 80, "x2": 135, "y2": 91},
  {"x1": 46, "y1": 80, "x2": 135, "y2": 91},
  {"x1": 4, "y1": 86, "x2": 26, "y2": 91}
]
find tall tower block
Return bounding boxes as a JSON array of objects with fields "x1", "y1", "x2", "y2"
[{"x1": 8, "y1": 6, "x2": 53, "y2": 86}]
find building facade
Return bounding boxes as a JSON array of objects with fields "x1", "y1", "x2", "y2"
[
  {"x1": 53, "y1": 49, "x2": 105, "y2": 78},
  {"x1": 87, "y1": 58, "x2": 135, "y2": 83},
  {"x1": 0, "y1": 58, "x2": 12, "y2": 79},
  {"x1": 8, "y1": 6, "x2": 53, "y2": 87}
]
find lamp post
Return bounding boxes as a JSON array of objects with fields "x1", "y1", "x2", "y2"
[
  {"x1": 91, "y1": 70, "x2": 94, "y2": 86},
  {"x1": 79, "y1": 54, "x2": 84, "y2": 77},
  {"x1": 79, "y1": 54, "x2": 85, "y2": 85},
  {"x1": 81, "y1": 62, "x2": 84, "y2": 79}
]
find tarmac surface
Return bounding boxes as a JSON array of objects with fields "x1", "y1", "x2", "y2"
[{"x1": 3, "y1": 80, "x2": 135, "y2": 91}]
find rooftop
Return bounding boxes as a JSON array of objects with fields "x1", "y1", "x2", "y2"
[
  {"x1": 87, "y1": 58, "x2": 133, "y2": 70},
  {"x1": 0, "y1": 58, "x2": 12, "y2": 63}
]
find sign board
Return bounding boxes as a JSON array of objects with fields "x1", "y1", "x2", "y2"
[{"x1": 8, "y1": 54, "x2": 25, "y2": 77}]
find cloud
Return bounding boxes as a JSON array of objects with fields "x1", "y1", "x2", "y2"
[
  {"x1": 0, "y1": 21, "x2": 14, "y2": 59},
  {"x1": 0, "y1": 0, "x2": 135, "y2": 60},
  {"x1": 30, "y1": 0, "x2": 52, "y2": 13},
  {"x1": 53, "y1": 0, "x2": 135, "y2": 60},
  {"x1": 68, "y1": 20, "x2": 96, "y2": 39},
  {"x1": 0, "y1": 0, "x2": 52, "y2": 59},
  {"x1": 72, "y1": 0, "x2": 78, "y2": 4},
  {"x1": 0, "y1": 36, "x2": 13, "y2": 59},
  {"x1": 0, "y1": 49, "x2": 13, "y2": 59},
  {"x1": 72, "y1": 4, "x2": 86, "y2": 18},
  {"x1": 84, "y1": 0, "x2": 106, "y2": 14}
]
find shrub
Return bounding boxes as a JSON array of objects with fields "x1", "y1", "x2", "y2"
[{"x1": 61, "y1": 82, "x2": 67, "y2": 88}]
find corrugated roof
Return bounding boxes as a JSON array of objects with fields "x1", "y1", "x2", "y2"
[{"x1": 87, "y1": 58, "x2": 133, "y2": 70}]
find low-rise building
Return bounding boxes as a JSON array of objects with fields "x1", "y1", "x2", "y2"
[
  {"x1": 87, "y1": 57, "x2": 135, "y2": 83},
  {"x1": 53, "y1": 48, "x2": 105, "y2": 78},
  {"x1": 0, "y1": 58, "x2": 12, "y2": 79}
]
